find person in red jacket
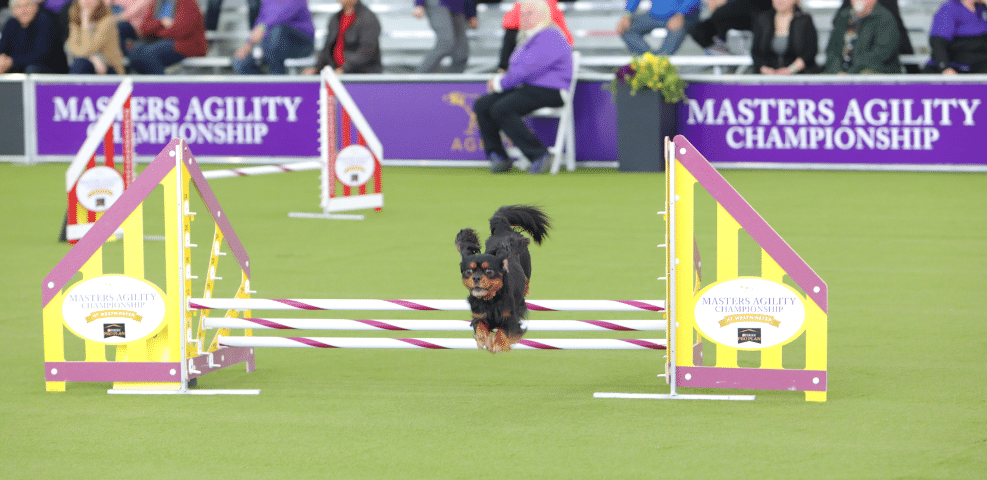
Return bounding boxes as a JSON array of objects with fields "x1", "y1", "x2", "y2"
[{"x1": 128, "y1": 0, "x2": 206, "y2": 73}]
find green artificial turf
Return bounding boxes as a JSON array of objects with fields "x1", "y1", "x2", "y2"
[{"x1": 0, "y1": 163, "x2": 983, "y2": 479}]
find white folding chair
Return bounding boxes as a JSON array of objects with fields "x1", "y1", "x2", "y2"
[{"x1": 508, "y1": 51, "x2": 580, "y2": 174}]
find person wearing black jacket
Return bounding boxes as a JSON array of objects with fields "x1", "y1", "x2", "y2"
[
  {"x1": 750, "y1": 0, "x2": 819, "y2": 74},
  {"x1": 305, "y1": 0, "x2": 382, "y2": 74},
  {"x1": 0, "y1": 0, "x2": 68, "y2": 73}
]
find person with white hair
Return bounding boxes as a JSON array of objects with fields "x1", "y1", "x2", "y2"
[{"x1": 473, "y1": 0, "x2": 573, "y2": 174}]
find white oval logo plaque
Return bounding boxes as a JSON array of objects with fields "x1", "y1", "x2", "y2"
[
  {"x1": 62, "y1": 275, "x2": 167, "y2": 344},
  {"x1": 334, "y1": 144, "x2": 376, "y2": 188},
  {"x1": 693, "y1": 278, "x2": 806, "y2": 350},
  {"x1": 75, "y1": 165, "x2": 125, "y2": 212}
]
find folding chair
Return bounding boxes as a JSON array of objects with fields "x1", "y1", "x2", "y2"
[{"x1": 507, "y1": 51, "x2": 580, "y2": 174}]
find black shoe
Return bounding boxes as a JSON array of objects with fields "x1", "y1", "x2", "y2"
[
  {"x1": 489, "y1": 152, "x2": 511, "y2": 173},
  {"x1": 528, "y1": 153, "x2": 551, "y2": 174}
]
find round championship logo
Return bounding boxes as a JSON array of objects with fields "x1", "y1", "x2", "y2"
[
  {"x1": 61, "y1": 275, "x2": 167, "y2": 344},
  {"x1": 334, "y1": 145, "x2": 376, "y2": 188},
  {"x1": 75, "y1": 165, "x2": 125, "y2": 212},
  {"x1": 693, "y1": 278, "x2": 806, "y2": 350}
]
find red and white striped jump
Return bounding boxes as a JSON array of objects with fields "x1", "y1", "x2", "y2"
[
  {"x1": 190, "y1": 298, "x2": 665, "y2": 312},
  {"x1": 218, "y1": 336, "x2": 666, "y2": 350},
  {"x1": 201, "y1": 161, "x2": 320, "y2": 179},
  {"x1": 202, "y1": 317, "x2": 665, "y2": 332}
]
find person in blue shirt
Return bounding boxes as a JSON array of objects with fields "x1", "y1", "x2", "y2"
[{"x1": 616, "y1": 0, "x2": 701, "y2": 55}]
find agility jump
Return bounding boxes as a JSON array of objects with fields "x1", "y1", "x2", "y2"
[
  {"x1": 62, "y1": 79, "x2": 135, "y2": 244},
  {"x1": 41, "y1": 134, "x2": 827, "y2": 401}
]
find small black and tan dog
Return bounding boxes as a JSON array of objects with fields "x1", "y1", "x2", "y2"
[{"x1": 455, "y1": 205, "x2": 550, "y2": 353}]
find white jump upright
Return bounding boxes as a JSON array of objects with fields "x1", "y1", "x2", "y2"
[
  {"x1": 64, "y1": 79, "x2": 135, "y2": 243},
  {"x1": 289, "y1": 67, "x2": 383, "y2": 220}
]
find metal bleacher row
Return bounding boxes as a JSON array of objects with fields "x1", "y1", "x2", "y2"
[{"x1": 181, "y1": 0, "x2": 942, "y2": 74}]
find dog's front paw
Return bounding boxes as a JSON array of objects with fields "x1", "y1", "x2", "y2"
[
  {"x1": 473, "y1": 322, "x2": 492, "y2": 351},
  {"x1": 488, "y1": 329, "x2": 523, "y2": 354}
]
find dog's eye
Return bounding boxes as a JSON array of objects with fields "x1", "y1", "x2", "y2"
[
  {"x1": 485, "y1": 269, "x2": 494, "y2": 276},
  {"x1": 464, "y1": 269, "x2": 472, "y2": 276}
]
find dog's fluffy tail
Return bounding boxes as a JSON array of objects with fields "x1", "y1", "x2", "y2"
[{"x1": 489, "y1": 205, "x2": 551, "y2": 244}]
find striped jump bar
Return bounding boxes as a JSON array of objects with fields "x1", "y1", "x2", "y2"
[
  {"x1": 201, "y1": 160, "x2": 320, "y2": 179},
  {"x1": 202, "y1": 317, "x2": 665, "y2": 332},
  {"x1": 218, "y1": 336, "x2": 667, "y2": 350},
  {"x1": 190, "y1": 299, "x2": 665, "y2": 312}
]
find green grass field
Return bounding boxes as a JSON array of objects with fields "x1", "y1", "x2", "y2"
[{"x1": 0, "y1": 162, "x2": 983, "y2": 479}]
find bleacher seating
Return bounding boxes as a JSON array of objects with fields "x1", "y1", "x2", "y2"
[{"x1": 184, "y1": 0, "x2": 944, "y2": 75}]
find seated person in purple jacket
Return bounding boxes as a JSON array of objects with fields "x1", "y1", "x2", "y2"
[
  {"x1": 473, "y1": 0, "x2": 572, "y2": 174},
  {"x1": 927, "y1": 0, "x2": 987, "y2": 73},
  {"x1": 0, "y1": 0, "x2": 68, "y2": 73},
  {"x1": 234, "y1": 0, "x2": 315, "y2": 74}
]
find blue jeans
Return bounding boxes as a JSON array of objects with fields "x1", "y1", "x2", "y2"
[
  {"x1": 117, "y1": 20, "x2": 139, "y2": 56},
  {"x1": 129, "y1": 39, "x2": 185, "y2": 74},
  {"x1": 621, "y1": 10, "x2": 701, "y2": 56},
  {"x1": 233, "y1": 25, "x2": 314, "y2": 75},
  {"x1": 69, "y1": 58, "x2": 120, "y2": 74}
]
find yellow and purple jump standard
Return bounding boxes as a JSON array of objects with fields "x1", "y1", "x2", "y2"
[
  {"x1": 598, "y1": 135, "x2": 828, "y2": 402},
  {"x1": 42, "y1": 138, "x2": 258, "y2": 395}
]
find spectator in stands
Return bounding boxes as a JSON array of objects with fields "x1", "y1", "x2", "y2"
[
  {"x1": 128, "y1": 0, "x2": 206, "y2": 73},
  {"x1": 474, "y1": 0, "x2": 572, "y2": 174},
  {"x1": 0, "y1": 0, "x2": 69, "y2": 73},
  {"x1": 836, "y1": 0, "x2": 917, "y2": 72},
  {"x1": 497, "y1": 0, "x2": 571, "y2": 71},
  {"x1": 823, "y1": 0, "x2": 902, "y2": 73},
  {"x1": 1, "y1": 0, "x2": 10, "y2": 26},
  {"x1": 66, "y1": 0, "x2": 125, "y2": 73},
  {"x1": 750, "y1": 0, "x2": 819, "y2": 74},
  {"x1": 304, "y1": 0, "x2": 381, "y2": 74},
  {"x1": 926, "y1": 0, "x2": 987, "y2": 73},
  {"x1": 616, "y1": 0, "x2": 701, "y2": 56},
  {"x1": 205, "y1": 0, "x2": 259, "y2": 31},
  {"x1": 233, "y1": 0, "x2": 315, "y2": 75},
  {"x1": 110, "y1": 0, "x2": 153, "y2": 55},
  {"x1": 43, "y1": 0, "x2": 71, "y2": 41},
  {"x1": 689, "y1": 0, "x2": 770, "y2": 55},
  {"x1": 413, "y1": 0, "x2": 477, "y2": 72}
]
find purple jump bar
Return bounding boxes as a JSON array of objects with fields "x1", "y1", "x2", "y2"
[{"x1": 677, "y1": 366, "x2": 827, "y2": 392}]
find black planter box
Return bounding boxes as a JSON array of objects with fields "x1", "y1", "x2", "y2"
[{"x1": 614, "y1": 82, "x2": 678, "y2": 172}]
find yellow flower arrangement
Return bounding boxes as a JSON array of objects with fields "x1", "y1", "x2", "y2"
[{"x1": 613, "y1": 52, "x2": 687, "y2": 104}]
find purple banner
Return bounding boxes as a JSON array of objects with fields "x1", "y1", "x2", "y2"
[
  {"x1": 679, "y1": 83, "x2": 985, "y2": 166},
  {"x1": 32, "y1": 79, "x2": 986, "y2": 167},
  {"x1": 35, "y1": 82, "x2": 318, "y2": 157},
  {"x1": 344, "y1": 81, "x2": 617, "y2": 161}
]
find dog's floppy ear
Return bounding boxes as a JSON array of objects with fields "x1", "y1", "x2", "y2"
[{"x1": 455, "y1": 228, "x2": 481, "y2": 258}]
